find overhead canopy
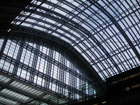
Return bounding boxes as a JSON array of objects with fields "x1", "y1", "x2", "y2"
[
  {"x1": 0, "y1": 0, "x2": 140, "y2": 105},
  {"x1": 9, "y1": 0, "x2": 140, "y2": 80}
]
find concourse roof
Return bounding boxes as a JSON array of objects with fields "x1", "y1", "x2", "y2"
[
  {"x1": 9, "y1": 0, "x2": 140, "y2": 80},
  {"x1": 0, "y1": 0, "x2": 140, "y2": 104}
]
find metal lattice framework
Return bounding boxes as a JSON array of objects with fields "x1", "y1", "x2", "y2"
[{"x1": 0, "y1": 0, "x2": 140, "y2": 105}]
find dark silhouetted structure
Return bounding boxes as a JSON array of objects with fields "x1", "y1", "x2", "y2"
[{"x1": 0, "y1": 0, "x2": 140, "y2": 105}]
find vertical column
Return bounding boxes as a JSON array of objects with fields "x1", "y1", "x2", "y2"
[
  {"x1": 64, "y1": 51, "x2": 67, "y2": 96},
  {"x1": 46, "y1": 44, "x2": 54, "y2": 90},
  {"x1": 30, "y1": 41, "x2": 40, "y2": 83},
  {"x1": 83, "y1": 68, "x2": 86, "y2": 101},
  {"x1": 44, "y1": 43, "x2": 49, "y2": 89},
  {"x1": 69, "y1": 59, "x2": 73, "y2": 99},
  {"x1": 59, "y1": 49, "x2": 64, "y2": 95},
  {"x1": 79, "y1": 76, "x2": 82, "y2": 100},
  {"x1": 13, "y1": 37, "x2": 25, "y2": 75},
  {"x1": 58, "y1": 49, "x2": 61, "y2": 94},
  {"x1": 62, "y1": 51, "x2": 65, "y2": 95},
  {"x1": 74, "y1": 59, "x2": 77, "y2": 99}
]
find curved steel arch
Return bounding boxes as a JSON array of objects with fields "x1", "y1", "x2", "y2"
[
  {"x1": 9, "y1": 26, "x2": 105, "y2": 85},
  {"x1": 90, "y1": 0, "x2": 140, "y2": 62},
  {"x1": 13, "y1": 2, "x2": 121, "y2": 78},
  {"x1": 9, "y1": 0, "x2": 140, "y2": 80},
  {"x1": 0, "y1": 0, "x2": 140, "y2": 104}
]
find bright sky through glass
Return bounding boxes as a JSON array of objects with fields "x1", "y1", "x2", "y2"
[{"x1": 11, "y1": 0, "x2": 140, "y2": 80}]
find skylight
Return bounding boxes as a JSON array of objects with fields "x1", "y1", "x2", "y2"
[{"x1": 10, "y1": 0, "x2": 140, "y2": 80}]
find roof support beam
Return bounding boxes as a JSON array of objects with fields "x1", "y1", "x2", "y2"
[
  {"x1": 33, "y1": 5, "x2": 122, "y2": 75},
  {"x1": 12, "y1": 26, "x2": 103, "y2": 83},
  {"x1": 88, "y1": 0, "x2": 140, "y2": 62},
  {"x1": 9, "y1": 0, "x2": 46, "y2": 35},
  {"x1": 0, "y1": 79, "x2": 14, "y2": 91},
  {"x1": 23, "y1": 93, "x2": 46, "y2": 104},
  {"x1": 0, "y1": 72, "x2": 58, "y2": 105},
  {"x1": 13, "y1": 7, "x2": 107, "y2": 81},
  {"x1": 1, "y1": 52, "x2": 88, "y2": 95},
  {"x1": 0, "y1": 82, "x2": 52, "y2": 104}
]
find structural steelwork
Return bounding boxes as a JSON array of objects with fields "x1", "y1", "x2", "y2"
[{"x1": 0, "y1": 0, "x2": 140, "y2": 105}]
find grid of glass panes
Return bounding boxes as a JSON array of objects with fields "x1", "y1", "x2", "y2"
[
  {"x1": 0, "y1": 36, "x2": 94, "y2": 101},
  {"x1": 11, "y1": 0, "x2": 140, "y2": 80}
]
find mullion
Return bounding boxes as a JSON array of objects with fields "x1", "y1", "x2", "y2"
[
  {"x1": 105, "y1": 0, "x2": 120, "y2": 20},
  {"x1": 87, "y1": 5, "x2": 120, "y2": 75},
  {"x1": 116, "y1": 0, "x2": 139, "y2": 64},
  {"x1": 109, "y1": 27, "x2": 131, "y2": 70},
  {"x1": 118, "y1": 21, "x2": 137, "y2": 68},
  {"x1": 26, "y1": 43, "x2": 33, "y2": 67},
  {"x1": 89, "y1": 49, "x2": 99, "y2": 63},
  {"x1": 94, "y1": 64, "x2": 107, "y2": 79},
  {"x1": 97, "y1": 29, "x2": 119, "y2": 75},
  {"x1": 4, "y1": 40, "x2": 12, "y2": 56},
  {"x1": 71, "y1": 2, "x2": 94, "y2": 31},
  {"x1": 125, "y1": 4, "x2": 140, "y2": 39},
  {"x1": 126, "y1": 16, "x2": 140, "y2": 48},
  {"x1": 99, "y1": 61, "x2": 111, "y2": 78},
  {"x1": 46, "y1": 0, "x2": 89, "y2": 38},
  {"x1": 42, "y1": 46, "x2": 47, "y2": 74},
  {"x1": 22, "y1": 45, "x2": 28, "y2": 65},
  {"x1": 82, "y1": 51, "x2": 91, "y2": 62},
  {"x1": 128, "y1": 48, "x2": 139, "y2": 66},
  {"x1": 92, "y1": 59, "x2": 107, "y2": 79},
  {"x1": 126, "y1": 49, "x2": 136, "y2": 67},
  {"x1": 103, "y1": 58, "x2": 115, "y2": 76},
  {"x1": 25, "y1": 6, "x2": 87, "y2": 41},
  {"x1": 97, "y1": 45, "x2": 110, "y2": 75},
  {"x1": 45, "y1": 0, "x2": 85, "y2": 37},
  {"x1": 25, "y1": 47, "x2": 32, "y2": 80},
  {"x1": 10, "y1": 40, "x2": 18, "y2": 59},
  {"x1": 86, "y1": 50, "x2": 93, "y2": 62},
  {"x1": 107, "y1": 0, "x2": 139, "y2": 66},
  {"x1": 5, "y1": 40, "x2": 14, "y2": 73},
  {"x1": 81, "y1": 42, "x2": 89, "y2": 52},
  {"x1": 26, "y1": 41, "x2": 84, "y2": 80},
  {"x1": 70, "y1": 0, "x2": 105, "y2": 34},
  {"x1": 102, "y1": 27, "x2": 123, "y2": 67},
  {"x1": 88, "y1": 49, "x2": 98, "y2": 63}
]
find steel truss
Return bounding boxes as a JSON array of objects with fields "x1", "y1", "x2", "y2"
[
  {"x1": 0, "y1": 0, "x2": 140, "y2": 105},
  {"x1": 0, "y1": 35, "x2": 106, "y2": 105}
]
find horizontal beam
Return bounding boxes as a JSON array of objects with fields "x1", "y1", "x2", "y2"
[{"x1": 0, "y1": 72, "x2": 58, "y2": 105}]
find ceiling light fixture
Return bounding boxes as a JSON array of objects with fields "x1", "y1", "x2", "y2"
[{"x1": 7, "y1": 29, "x2": 11, "y2": 32}]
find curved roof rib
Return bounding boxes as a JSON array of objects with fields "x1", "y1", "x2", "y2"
[
  {"x1": 92, "y1": 0, "x2": 140, "y2": 61},
  {"x1": 9, "y1": 0, "x2": 140, "y2": 81}
]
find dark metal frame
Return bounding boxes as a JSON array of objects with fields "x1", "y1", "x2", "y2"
[{"x1": 0, "y1": 0, "x2": 140, "y2": 105}]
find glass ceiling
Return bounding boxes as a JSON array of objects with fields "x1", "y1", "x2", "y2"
[{"x1": 11, "y1": 0, "x2": 140, "y2": 80}]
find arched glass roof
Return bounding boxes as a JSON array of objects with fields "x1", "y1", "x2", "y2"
[{"x1": 11, "y1": 0, "x2": 140, "y2": 80}]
